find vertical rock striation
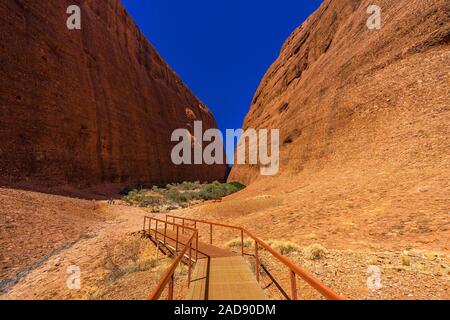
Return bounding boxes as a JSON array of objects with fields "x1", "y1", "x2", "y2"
[
  {"x1": 0, "y1": 0, "x2": 227, "y2": 188},
  {"x1": 229, "y1": 0, "x2": 449, "y2": 184}
]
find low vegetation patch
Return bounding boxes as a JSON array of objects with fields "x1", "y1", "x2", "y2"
[
  {"x1": 367, "y1": 256, "x2": 380, "y2": 266},
  {"x1": 401, "y1": 251, "x2": 411, "y2": 266},
  {"x1": 225, "y1": 237, "x2": 254, "y2": 249},
  {"x1": 121, "y1": 181, "x2": 246, "y2": 210},
  {"x1": 102, "y1": 234, "x2": 161, "y2": 282},
  {"x1": 267, "y1": 240, "x2": 302, "y2": 255},
  {"x1": 304, "y1": 244, "x2": 328, "y2": 260},
  {"x1": 83, "y1": 233, "x2": 189, "y2": 300}
]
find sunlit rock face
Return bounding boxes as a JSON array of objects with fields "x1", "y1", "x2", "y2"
[{"x1": 229, "y1": 0, "x2": 449, "y2": 185}]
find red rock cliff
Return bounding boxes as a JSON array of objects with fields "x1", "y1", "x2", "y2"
[
  {"x1": 0, "y1": 0, "x2": 227, "y2": 188},
  {"x1": 229, "y1": 0, "x2": 449, "y2": 184}
]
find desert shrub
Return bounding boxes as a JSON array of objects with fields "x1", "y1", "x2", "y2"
[
  {"x1": 367, "y1": 256, "x2": 380, "y2": 265},
  {"x1": 167, "y1": 190, "x2": 198, "y2": 203},
  {"x1": 304, "y1": 244, "x2": 328, "y2": 260},
  {"x1": 424, "y1": 252, "x2": 437, "y2": 261},
  {"x1": 125, "y1": 257, "x2": 159, "y2": 274},
  {"x1": 154, "y1": 259, "x2": 187, "y2": 280},
  {"x1": 225, "y1": 237, "x2": 254, "y2": 249},
  {"x1": 268, "y1": 240, "x2": 302, "y2": 255},
  {"x1": 137, "y1": 196, "x2": 162, "y2": 207},
  {"x1": 179, "y1": 203, "x2": 189, "y2": 209},
  {"x1": 102, "y1": 236, "x2": 159, "y2": 282},
  {"x1": 123, "y1": 237, "x2": 142, "y2": 263},
  {"x1": 229, "y1": 181, "x2": 246, "y2": 190},
  {"x1": 128, "y1": 189, "x2": 140, "y2": 196},
  {"x1": 122, "y1": 191, "x2": 162, "y2": 207},
  {"x1": 401, "y1": 251, "x2": 411, "y2": 266},
  {"x1": 122, "y1": 181, "x2": 246, "y2": 207},
  {"x1": 198, "y1": 181, "x2": 246, "y2": 200}
]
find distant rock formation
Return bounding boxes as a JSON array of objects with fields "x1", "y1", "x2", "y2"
[
  {"x1": 229, "y1": 0, "x2": 449, "y2": 184},
  {"x1": 0, "y1": 0, "x2": 227, "y2": 188}
]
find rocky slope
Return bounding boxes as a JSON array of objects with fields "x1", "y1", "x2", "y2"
[
  {"x1": 0, "y1": 0, "x2": 227, "y2": 189},
  {"x1": 225, "y1": 0, "x2": 449, "y2": 251}
]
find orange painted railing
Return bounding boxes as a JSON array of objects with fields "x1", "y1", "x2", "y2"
[
  {"x1": 165, "y1": 215, "x2": 345, "y2": 300},
  {"x1": 143, "y1": 216, "x2": 198, "y2": 300}
]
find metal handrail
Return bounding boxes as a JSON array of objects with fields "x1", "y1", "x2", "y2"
[
  {"x1": 143, "y1": 216, "x2": 198, "y2": 300},
  {"x1": 165, "y1": 214, "x2": 345, "y2": 300}
]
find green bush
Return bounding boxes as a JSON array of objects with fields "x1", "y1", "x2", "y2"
[
  {"x1": 121, "y1": 181, "x2": 246, "y2": 207},
  {"x1": 137, "y1": 196, "x2": 162, "y2": 207},
  {"x1": 123, "y1": 192, "x2": 162, "y2": 207}
]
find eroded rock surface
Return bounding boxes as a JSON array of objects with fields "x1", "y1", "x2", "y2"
[
  {"x1": 230, "y1": 0, "x2": 449, "y2": 183},
  {"x1": 0, "y1": 0, "x2": 227, "y2": 188},
  {"x1": 226, "y1": 0, "x2": 449, "y2": 252}
]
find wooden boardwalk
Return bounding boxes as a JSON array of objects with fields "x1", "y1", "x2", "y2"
[
  {"x1": 150, "y1": 228, "x2": 266, "y2": 300},
  {"x1": 151, "y1": 228, "x2": 236, "y2": 259},
  {"x1": 186, "y1": 256, "x2": 267, "y2": 300}
]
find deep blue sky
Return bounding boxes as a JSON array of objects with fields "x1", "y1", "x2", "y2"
[{"x1": 121, "y1": 0, "x2": 323, "y2": 161}]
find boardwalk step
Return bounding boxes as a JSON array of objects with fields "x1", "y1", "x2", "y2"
[{"x1": 148, "y1": 228, "x2": 266, "y2": 300}]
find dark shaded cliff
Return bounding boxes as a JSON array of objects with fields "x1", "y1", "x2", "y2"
[
  {"x1": 0, "y1": 0, "x2": 227, "y2": 188},
  {"x1": 229, "y1": 0, "x2": 449, "y2": 184}
]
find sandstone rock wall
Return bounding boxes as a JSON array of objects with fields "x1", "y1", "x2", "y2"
[
  {"x1": 229, "y1": 0, "x2": 449, "y2": 184},
  {"x1": 0, "y1": 0, "x2": 227, "y2": 188}
]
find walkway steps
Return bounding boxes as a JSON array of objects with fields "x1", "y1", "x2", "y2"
[
  {"x1": 148, "y1": 228, "x2": 266, "y2": 300},
  {"x1": 185, "y1": 258, "x2": 208, "y2": 300},
  {"x1": 151, "y1": 228, "x2": 236, "y2": 259},
  {"x1": 205, "y1": 256, "x2": 267, "y2": 300}
]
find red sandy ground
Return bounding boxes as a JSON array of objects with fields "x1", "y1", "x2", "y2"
[{"x1": 1, "y1": 187, "x2": 448, "y2": 300}]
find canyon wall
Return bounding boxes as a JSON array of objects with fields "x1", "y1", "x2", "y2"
[
  {"x1": 229, "y1": 0, "x2": 449, "y2": 184},
  {"x1": 220, "y1": 0, "x2": 449, "y2": 252},
  {"x1": 0, "y1": 0, "x2": 227, "y2": 189}
]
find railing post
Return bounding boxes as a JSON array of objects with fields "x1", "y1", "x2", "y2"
[
  {"x1": 290, "y1": 270, "x2": 298, "y2": 300},
  {"x1": 148, "y1": 218, "x2": 151, "y2": 236},
  {"x1": 164, "y1": 221, "x2": 168, "y2": 245},
  {"x1": 165, "y1": 216, "x2": 169, "y2": 237},
  {"x1": 210, "y1": 224, "x2": 213, "y2": 245},
  {"x1": 255, "y1": 242, "x2": 260, "y2": 282},
  {"x1": 155, "y1": 220, "x2": 158, "y2": 242},
  {"x1": 168, "y1": 274, "x2": 174, "y2": 300},
  {"x1": 182, "y1": 219, "x2": 185, "y2": 235},
  {"x1": 195, "y1": 233, "x2": 199, "y2": 262},
  {"x1": 156, "y1": 240, "x2": 160, "y2": 260},
  {"x1": 241, "y1": 229, "x2": 244, "y2": 256},
  {"x1": 188, "y1": 242, "x2": 192, "y2": 288},
  {"x1": 176, "y1": 226, "x2": 179, "y2": 252},
  {"x1": 143, "y1": 217, "x2": 146, "y2": 232},
  {"x1": 173, "y1": 216, "x2": 175, "y2": 231},
  {"x1": 194, "y1": 221, "x2": 197, "y2": 230}
]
